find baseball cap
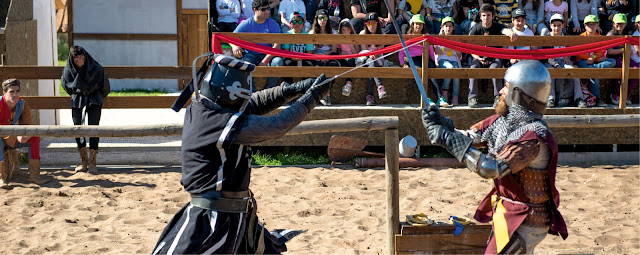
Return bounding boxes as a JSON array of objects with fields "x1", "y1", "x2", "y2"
[
  {"x1": 549, "y1": 13, "x2": 564, "y2": 23},
  {"x1": 440, "y1": 16, "x2": 455, "y2": 26},
  {"x1": 612, "y1": 13, "x2": 627, "y2": 24},
  {"x1": 583, "y1": 14, "x2": 599, "y2": 24},
  {"x1": 512, "y1": 9, "x2": 526, "y2": 19},
  {"x1": 315, "y1": 9, "x2": 328, "y2": 17},
  {"x1": 410, "y1": 14, "x2": 424, "y2": 24},
  {"x1": 365, "y1": 12, "x2": 379, "y2": 21},
  {"x1": 290, "y1": 12, "x2": 302, "y2": 21}
]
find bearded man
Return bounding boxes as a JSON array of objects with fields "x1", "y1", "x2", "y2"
[{"x1": 422, "y1": 60, "x2": 568, "y2": 254}]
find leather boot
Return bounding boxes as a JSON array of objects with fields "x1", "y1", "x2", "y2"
[
  {"x1": 88, "y1": 149, "x2": 98, "y2": 173},
  {"x1": 0, "y1": 161, "x2": 8, "y2": 189},
  {"x1": 28, "y1": 159, "x2": 47, "y2": 185},
  {"x1": 74, "y1": 147, "x2": 89, "y2": 172},
  {"x1": 4, "y1": 148, "x2": 19, "y2": 181}
]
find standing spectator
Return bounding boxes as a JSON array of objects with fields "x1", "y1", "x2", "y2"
[
  {"x1": 305, "y1": 0, "x2": 317, "y2": 24},
  {"x1": 518, "y1": 0, "x2": 548, "y2": 35},
  {"x1": 467, "y1": 3, "x2": 518, "y2": 108},
  {"x1": 232, "y1": 0, "x2": 282, "y2": 89},
  {"x1": 318, "y1": 0, "x2": 346, "y2": 33},
  {"x1": 337, "y1": 19, "x2": 361, "y2": 97},
  {"x1": 546, "y1": 14, "x2": 586, "y2": 108},
  {"x1": 606, "y1": 13, "x2": 636, "y2": 105},
  {"x1": 310, "y1": 9, "x2": 340, "y2": 105},
  {"x1": 494, "y1": 0, "x2": 519, "y2": 26},
  {"x1": 576, "y1": 14, "x2": 616, "y2": 106},
  {"x1": 239, "y1": 0, "x2": 255, "y2": 21},
  {"x1": 271, "y1": 12, "x2": 316, "y2": 84},
  {"x1": 544, "y1": 0, "x2": 569, "y2": 31},
  {"x1": 426, "y1": 0, "x2": 460, "y2": 35},
  {"x1": 569, "y1": 0, "x2": 598, "y2": 35},
  {"x1": 358, "y1": 12, "x2": 389, "y2": 106},
  {"x1": 459, "y1": 0, "x2": 495, "y2": 34},
  {"x1": 0, "y1": 79, "x2": 46, "y2": 188},
  {"x1": 61, "y1": 46, "x2": 110, "y2": 173},
  {"x1": 395, "y1": 0, "x2": 429, "y2": 34},
  {"x1": 279, "y1": 0, "x2": 309, "y2": 32},
  {"x1": 508, "y1": 9, "x2": 536, "y2": 66},
  {"x1": 433, "y1": 17, "x2": 462, "y2": 106},
  {"x1": 598, "y1": 0, "x2": 633, "y2": 34},
  {"x1": 398, "y1": 14, "x2": 440, "y2": 106},
  {"x1": 217, "y1": 0, "x2": 242, "y2": 31},
  {"x1": 349, "y1": 0, "x2": 396, "y2": 34}
]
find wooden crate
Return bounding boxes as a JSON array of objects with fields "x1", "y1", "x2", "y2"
[{"x1": 395, "y1": 222, "x2": 492, "y2": 254}]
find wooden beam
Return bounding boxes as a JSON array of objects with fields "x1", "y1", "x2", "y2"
[
  {"x1": 385, "y1": 128, "x2": 400, "y2": 255},
  {"x1": 620, "y1": 41, "x2": 631, "y2": 109},
  {"x1": 0, "y1": 66, "x2": 192, "y2": 79},
  {"x1": 73, "y1": 33, "x2": 176, "y2": 41},
  {"x1": 544, "y1": 114, "x2": 640, "y2": 128},
  {"x1": 21, "y1": 96, "x2": 187, "y2": 109},
  {"x1": 68, "y1": 0, "x2": 73, "y2": 48},
  {"x1": 182, "y1": 9, "x2": 207, "y2": 15}
]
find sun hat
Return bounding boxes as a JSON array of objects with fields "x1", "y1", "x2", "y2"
[
  {"x1": 410, "y1": 14, "x2": 425, "y2": 24},
  {"x1": 583, "y1": 14, "x2": 599, "y2": 24},
  {"x1": 612, "y1": 13, "x2": 627, "y2": 24},
  {"x1": 440, "y1": 16, "x2": 455, "y2": 26},
  {"x1": 549, "y1": 13, "x2": 564, "y2": 23}
]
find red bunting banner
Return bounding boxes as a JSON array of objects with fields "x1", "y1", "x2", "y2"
[{"x1": 212, "y1": 33, "x2": 639, "y2": 61}]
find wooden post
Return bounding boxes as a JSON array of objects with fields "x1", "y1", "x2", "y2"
[
  {"x1": 421, "y1": 40, "x2": 429, "y2": 108},
  {"x1": 385, "y1": 128, "x2": 400, "y2": 255},
  {"x1": 68, "y1": 0, "x2": 73, "y2": 48},
  {"x1": 619, "y1": 39, "x2": 630, "y2": 109}
]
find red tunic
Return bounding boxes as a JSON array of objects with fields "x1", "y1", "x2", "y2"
[{"x1": 473, "y1": 115, "x2": 568, "y2": 254}]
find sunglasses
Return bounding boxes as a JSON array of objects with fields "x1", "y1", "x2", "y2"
[
  {"x1": 317, "y1": 16, "x2": 328, "y2": 21},
  {"x1": 257, "y1": 7, "x2": 270, "y2": 11},
  {"x1": 291, "y1": 20, "x2": 304, "y2": 25},
  {"x1": 365, "y1": 21, "x2": 378, "y2": 25}
]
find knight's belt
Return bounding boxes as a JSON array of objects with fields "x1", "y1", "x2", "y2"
[{"x1": 190, "y1": 190, "x2": 252, "y2": 213}]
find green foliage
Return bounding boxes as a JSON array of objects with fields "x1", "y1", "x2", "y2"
[
  {"x1": 252, "y1": 147, "x2": 331, "y2": 166},
  {"x1": 57, "y1": 34, "x2": 69, "y2": 62},
  {"x1": 19, "y1": 152, "x2": 28, "y2": 165},
  {"x1": 252, "y1": 151, "x2": 281, "y2": 165},
  {"x1": 420, "y1": 146, "x2": 453, "y2": 158}
]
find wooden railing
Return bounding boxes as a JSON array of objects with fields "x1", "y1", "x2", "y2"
[{"x1": 0, "y1": 34, "x2": 637, "y2": 109}]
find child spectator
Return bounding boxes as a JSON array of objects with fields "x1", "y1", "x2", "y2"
[
  {"x1": 576, "y1": 14, "x2": 616, "y2": 106},
  {"x1": 310, "y1": 9, "x2": 340, "y2": 105},
  {"x1": 426, "y1": 0, "x2": 459, "y2": 35},
  {"x1": 518, "y1": 0, "x2": 548, "y2": 35},
  {"x1": 546, "y1": 13, "x2": 586, "y2": 108},
  {"x1": 569, "y1": 0, "x2": 598, "y2": 35},
  {"x1": 598, "y1": 0, "x2": 633, "y2": 34},
  {"x1": 358, "y1": 12, "x2": 388, "y2": 106},
  {"x1": 337, "y1": 19, "x2": 361, "y2": 97},
  {"x1": 494, "y1": 0, "x2": 518, "y2": 26},
  {"x1": 271, "y1": 12, "x2": 315, "y2": 84},
  {"x1": 544, "y1": 0, "x2": 569, "y2": 31},
  {"x1": 606, "y1": 13, "x2": 637, "y2": 105},
  {"x1": 279, "y1": 0, "x2": 309, "y2": 32},
  {"x1": 398, "y1": 14, "x2": 440, "y2": 106},
  {"x1": 217, "y1": 0, "x2": 242, "y2": 31},
  {"x1": 508, "y1": 9, "x2": 536, "y2": 66},
  {"x1": 433, "y1": 17, "x2": 462, "y2": 106}
]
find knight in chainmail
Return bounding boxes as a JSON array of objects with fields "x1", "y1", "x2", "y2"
[
  {"x1": 152, "y1": 54, "x2": 330, "y2": 255},
  {"x1": 422, "y1": 60, "x2": 568, "y2": 254}
]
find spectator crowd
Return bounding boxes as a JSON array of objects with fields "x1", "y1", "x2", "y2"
[{"x1": 214, "y1": 0, "x2": 638, "y2": 107}]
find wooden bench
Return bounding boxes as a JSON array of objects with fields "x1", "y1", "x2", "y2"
[{"x1": 395, "y1": 222, "x2": 492, "y2": 254}]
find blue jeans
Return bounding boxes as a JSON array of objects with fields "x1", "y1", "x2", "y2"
[
  {"x1": 438, "y1": 59, "x2": 460, "y2": 97},
  {"x1": 577, "y1": 58, "x2": 616, "y2": 97},
  {"x1": 267, "y1": 57, "x2": 285, "y2": 88}
]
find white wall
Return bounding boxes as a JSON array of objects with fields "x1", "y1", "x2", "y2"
[{"x1": 33, "y1": 0, "x2": 57, "y2": 124}]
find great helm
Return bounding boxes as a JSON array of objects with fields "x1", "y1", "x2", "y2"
[
  {"x1": 199, "y1": 54, "x2": 256, "y2": 111},
  {"x1": 503, "y1": 60, "x2": 551, "y2": 115}
]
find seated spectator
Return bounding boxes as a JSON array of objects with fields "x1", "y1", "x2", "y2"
[
  {"x1": 598, "y1": 0, "x2": 633, "y2": 35},
  {"x1": 232, "y1": 0, "x2": 282, "y2": 89},
  {"x1": 217, "y1": 0, "x2": 242, "y2": 32},
  {"x1": 433, "y1": 17, "x2": 462, "y2": 106},
  {"x1": 358, "y1": 13, "x2": 388, "y2": 106},
  {"x1": 576, "y1": 14, "x2": 616, "y2": 106},
  {"x1": 426, "y1": 0, "x2": 459, "y2": 35},
  {"x1": 467, "y1": 3, "x2": 518, "y2": 108},
  {"x1": 271, "y1": 12, "x2": 315, "y2": 84},
  {"x1": 279, "y1": 0, "x2": 309, "y2": 32},
  {"x1": 546, "y1": 14, "x2": 586, "y2": 108},
  {"x1": 310, "y1": 9, "x2": 340, "y2": 105},
  {"x1": 569, "y1": 0, "x2": 598, "y2": 35},
  {"x1": 337, "y1": 19, "x2": 361, "y2": 97},
  {"x1": 395, "y1": 0, "x2": 429, "y2": 34},
  {"x1": 519, "y1": 0, "x2": 548, "y2": 35},
  {"x1": 508, "y1": 9, "x2": 536, "y2": 66},
  {"x1": 0, "y1": 79, "x2": 46, "y2": 188},
  {"x1": 459, "y1": 0, "x2": 495, "y2": 35},
  {"x1": 318, "y1": 0, "x2": 346, "y2": 33},
  {"x1": 544, "y1": 0, "x2": 569, "y2": 34},
  {"x1": 606, "y1": 13, "x2": 637, "y2": 105},
  {"x1": 494, "y1": 0, "x2": 518, "y2": 27},
  {"x1": 349, "y1": 0, "x2": 396, "y2": 34}
]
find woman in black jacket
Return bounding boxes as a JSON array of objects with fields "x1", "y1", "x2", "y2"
[{"x1": 61, "y1": 46, "x2": 110, "y2": 173}]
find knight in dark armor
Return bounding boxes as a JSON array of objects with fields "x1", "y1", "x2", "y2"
[
  {"x1": 422, "y1": 60, "x2": 568, "y2": 254},
  {"x1": 152, "y1": 54, "x2": 330, "y2": 255}
]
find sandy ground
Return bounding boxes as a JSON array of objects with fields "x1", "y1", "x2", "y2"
[{"x1": 0, "y1": 164, "x2": 637, "y2": 254}]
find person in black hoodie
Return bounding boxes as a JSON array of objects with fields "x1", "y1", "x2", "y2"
[{"x1": 61, "y1": 46, "x2": 110, "y2": 173}]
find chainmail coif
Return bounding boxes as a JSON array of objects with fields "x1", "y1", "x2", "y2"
[{"x1": 481, "y1": 104, "x2": 551, "y2": 156}]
